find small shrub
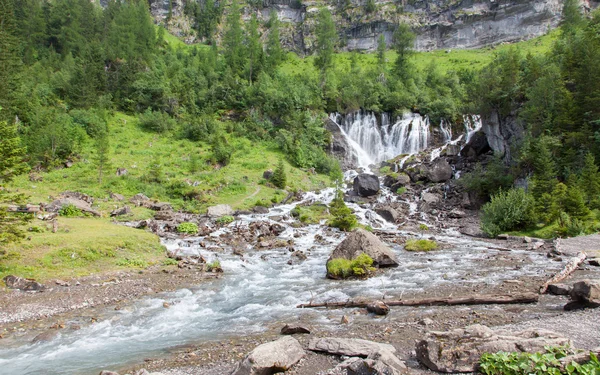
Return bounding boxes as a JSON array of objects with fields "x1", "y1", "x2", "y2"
[
  {"x1": 162, "y1": 258, "x2": 178, "y2": 266},
  {"x1": 328, "y1": 189, "x2": 358, "y2": 231},
  {"x1": 59, "y1": 204, "x2": 83, "y2": 217},
  {"x1": 396, "y1": 187, "x2": 407, "y2": 195},
  {"x1": 138, "y1": 109, "x2": 177, "y2": 133},
  {"x1": 419, "y1": 224, "x2": 429, "y2": 232},
  {"x1": 116, "y1": 257, "x2": 148, "y2": 268},
  {"x1": 480, "y1": 188, "x2": 536, "y2": 237},
  {"x1": 177, "y1": 222, "x2": 199, "y2": 234},
  {"x1": 327, "y1": 253, "x2": 375, "y2": 278},
  {"x1": 207, "y1": 260, "x2": 222, "y2": 272},
  {"x1": 215, "y1": 215, "x2": 234, "y2": 225},
  {"x1": 271, "y1": 159, "x2": 287, "y2": 189},
  {"x1": 404, "y1": 239, "x2": 438, "y2": 251}
]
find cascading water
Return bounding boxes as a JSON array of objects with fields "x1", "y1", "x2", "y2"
[
  {"x1": 464, "y1": 115, "x2": 482, "y2": 143},
  {"x1": 329, "y1": 111, "x2": 430, "y2": 167},
  {"x1": 440, "y1": 119, "x2": 452, "y2": 143}
]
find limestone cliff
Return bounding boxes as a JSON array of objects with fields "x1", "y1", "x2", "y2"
[{"x1": 137, "y1": 0, "x2": 599, "y2": 53}]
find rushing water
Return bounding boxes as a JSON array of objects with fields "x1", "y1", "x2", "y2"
[{"x1": 0, "y1": 111, "x2": 545, "y2": 375}]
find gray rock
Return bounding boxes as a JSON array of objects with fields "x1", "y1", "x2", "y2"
[
  {"x1": 231, "y1": 336, "x2": 305, "y2": 375},
  {"x1": 99, "y1": 371, "x2": 120, "y2": 375},
  {"x1": 32, "y1": 330, "x2": 59, "y2": 343},
  {"x1": 263, "y1": 170, "x2": 273, "y2": 180},
  {"x1": 589, "y1": 258, "x2": 600, "y2": 267},
  {"x1": 149, "y1": 202, "x2": 172, "y2": 211},
  {"x1": 334, "y1": 351, "x2": 408, "y2": 375},
  {"x1": 447, "y1": 209, "x2": 466, "y2": 218},
  {"x1": 367, "y1": 300, "x2": 390, "y2": 316},
  {"x1": 252, "y1": 206, "x2": 269, "y2": 214},
  {"x1": 325, "y1": 118, "x2": 359, "y2": 170},
  {"x1": 110, "y1": 206, "x2": 131, "y2": 217},
  {"x1": 308, "y1": 337, "x2": 396, "y2": 357},
  {"x1": 460, "y1": 131, "x2": 491, "y2": 158},
  {"x1": 375, "y1": 206, "x2": 400, "y2": 223},
  {"x1": 110, "y1": 193, "x2": 125, "y2": 201},
  {"x1": 353, "y1": 174, "x2": 380, "y2": 197},
  {"x1": 425, "y1": 158, "x2": 453, "y2": 183},
  {"x1": 207, "y1": 204, "x2": 233, "y2": 218},
  {"x1": 547, "y1": 284, "x2": 571, "y2": 296},
  {"x1": 416, "y1": 324, "x2": 571, "y2": 373},
  {"x1": 570, "y1": 280, "x2": 600, "y2": 304},
  {"x1": 130, "y1": 194, "x2": 150, "y2": 206},
  {"x1": 3, "y1": 275, "x2": 45, "y2": 291},
  {"x1": 116, "y1": 167, "x2": 128, "y2": 176},
  {"x1": 45, "y1": 197, "x2": 101, "y2": 217},
  {"x1": 281, "y1": 324, "x2": 311, "y2": 335},
  {"x1": 328, "y1": 229, "x2": 399, "y2": 269},
  {"x1": 421, "y1": 192, "x2": 440, "y2": 205}
]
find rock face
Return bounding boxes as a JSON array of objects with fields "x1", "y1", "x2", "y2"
[
  {"x1": 481, "y1": 110, "x2": 524, "y2": 162},
  {"x1": 325, "y1": 118, "x2": 359, "y2": 170},
  {"x1": 416, "y1": 324, "x2": 571, "y2": 373},
  {"x1": 328, "y1": 229, "x2": 399, "y2": 267},
  {"x1": 231, "y1": 336, "x2": 305, "y2": 375},
  {"x1": 207, "y1": 204, "x2": 233, "y2": 218},
  {"x1": 460, "y1": 131, "x2": 491, "y2": 158},
  {"x1": 353, "y1": 174, "x2": 380, "y2": 197}
]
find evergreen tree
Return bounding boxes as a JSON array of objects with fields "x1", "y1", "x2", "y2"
[
  {"x1": 13, "y1": 0, "x2": 46, "y2": 64},
  {"x1": 392, "y1": 22, "x2": 415, "y2": 80},
  {"x1": 271, "y1": 159, "x2": 287, "y2": 189},
  {"x1": 0, "y1": 0, "x2": 21, "y2": 118},
  {"x1": 376, "y1": 33, "x2": 386, "y2": 71},
  {"x1": 564, "y1": 184, "x2": 590, "y2": 219},
  {"x1": 365, "y1": 0, "x2": 376, "y2": 13},
  {"x1": 529, "y1": 140, "x2": 558, "y2": 200},
  {"x1": 329, "y1": 187, "x2": 357, "y2": 231},
  {"x1": 561, "y1": 0, "x2": 583, "y2": 33},
  {"x1": 245, "y1": 14, "x2": 263, "y2": 83},
  {"x1": 93, "y1": 131, "x2": 110, "y2": 184},
  {"x1": 223, "y1": 0, "x2": 245, "y2": 77},
  {"x1": 266, "y1": 10, "x2": 284, "y2": 71},
  {"x1": 314, "y1": 8, "x2": 337, "y2": 79},
  {"x1": 579, "y1": 152, "x2": 600, "y2": 207}
]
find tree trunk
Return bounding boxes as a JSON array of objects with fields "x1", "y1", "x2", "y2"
[
  {"x1": 297, "y1": 293, "x2": 539, "y2": 309},
  {"x1": 540, "y1": 251, "x2": 587, "y2": 294}
]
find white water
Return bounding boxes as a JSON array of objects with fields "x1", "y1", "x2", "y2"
[
  {"x1": 464, "y1": 115, "x2": 482, "y2": 144},
  {"x1": 330, "y1": 111, "x2": 430, "y2": 165}
]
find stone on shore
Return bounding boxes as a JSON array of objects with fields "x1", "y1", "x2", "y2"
[
  {"x1": 280, "y1": 324, "x2": 311, "y2": 335},
  {"x1": 328, "y1": 229, "x2": 399, "y2": 268},
  {"x1": 231, "y1": 336, "x2": 305, "y2": 375},
  {"x1": 3, "y1": 275, "x2": 44, "y2": 291},
  {"x1": 308, "y1": 337, "x2": 396, "y2": 357},
  {"x1": 207, "y1": 204, "x2": 233, "y2": 218}
]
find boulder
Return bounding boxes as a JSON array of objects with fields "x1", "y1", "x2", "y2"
[
  {"x1": 3, "y1": 275, "x2": 45, "y2": 291},
  {"x1": 425, "y1": 158, "x2": 453, "y2": 183},
  {"x1": 207, "y1": 204, "x2": 233, "y2": 218},
  {"x1": 130, "y1": 194, "x2": 150, "y2": 206},
  {"x1": 110, "y1": 206, "x2": 131, "y2": 217},
  {"x1": 461, "y1": 131, "x2": 491, "y2": 158},
  {"x1": 325, "y1": 118, "x2": 359, "y2": 170},
  {"x1": 548, "y1": 284, "x2": 571, "y2": 296},
  {"x1": 110, "y1": 193, "x2": 125, "y2": 201},
  {"x1": 231, "y1": 336, "x2": 305, "y2": 375},
  {"x1": 416, "y1": 324, "x2": 571, "y2": 373},
  {"x1": 308, "y1": 337, "x2": 396, "y2": 357},
  {"x1": 568, "y1": 280, "x2": 600, "y2": 308},
  {"x1": 447, "y1": 209, "x2": 466, "y2": 219},
  {"x1": 149, "y1": 202, "x2": 173, "y2": 211},
  {"x1": 32, "y1": 330, "x2": 59, "y2": 343},
  {"x1": 281, "y1": 324, "x2": 311, "y2": 335},
  {"x1": 263, "y1": 170, "x2": 273, "y2": 180},
  {"x1": 116, "y1": 168, "x2": 128, "y2": 176},
  {"x1": 353, "y1": 174, "x2": 380, "y2": 197},
  {"x1": 252, "y1": 206, "x2": 269, "y2": 214},
  {"x1": 328, "y1": 229, "x2": 399, "y2": 268},
  {"x1": 421, "y1": 192, "x2": 440, "y2": 205},
  {"x1": 334, "y1": 349, "x2": 408, "y2": 375},
  {"x1": 367, "y1": 301, "x2": 390, "y2": 315},
  {"x1": 441, "y1": 144, "x2": 461, "y2": 157},
  {"x1": 45, "y1": 197, "x2": 101, "y2": 217},
  {"x1": 99, "y1": 372, "x2": 120, "y2": 375},
  {"x1": 375, "y1": 206, "x2": 400, "y2": 223}
]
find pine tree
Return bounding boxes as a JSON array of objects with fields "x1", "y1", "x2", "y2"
[
  {"x1": 530, "y1": 140, "x2": 557, "y2": 200},
  {"x1": 314, "y1": 8, "x2": 337, "y2": 79},
  {"x1": 365, "y1": 0, "x2": 376, "y2": 13},
  {"x1": 265, "y1": 10, "x2": 284, "y2": 71},
  {"x1": 271, "y1": 159, "x2": 287, "y2": 189},
  {"x1": 223, "y1": 0, "x2": 245, "y2": 77},
  {"x1": 0, "y1": 0, "x2": 22, "y2": 118},
  {"x1": 245, "y1": 14, "x2": 263, "y2": 83},
  {"x1": 93, "y1": 132, "x2": 111, "y2": 184},
  {"x1": 376, "y1": 33, "x2": 386, "y2": 71},
  {"x1": 392, "y1": 23, "x2": 415, "y2": 80},
  {"x1": 329, "y1": 187, "x2": 357, "y2": 231},
  {"x1": 561, "y1": 0, "x2": 583, "y2": 33}
]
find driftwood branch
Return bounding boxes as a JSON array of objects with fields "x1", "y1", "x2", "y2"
[
  {"x1": 297, "y1": 293, "x2": 539, "y2": 309},
  {"x1": 540, "y1": 251, "x2": 587, "y2": 294},
  {"x1": 559, "y1": 348, "x2": 600, "y2": 371}
]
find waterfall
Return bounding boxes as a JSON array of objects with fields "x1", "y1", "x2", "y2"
[
  {"x1": 330, "y1": 110, "x2": 430, "y2": 167},
  {"x1": 440, "y1": 119, "x2": 452, "y2": 143},
  {"x1": 464, "y1": 115, "x2": 482, "y2": 143}
]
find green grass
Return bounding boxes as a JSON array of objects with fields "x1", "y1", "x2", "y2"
[
  {"x1": 291, "y1": 204, "x2": 331, "y2": 224},
  {"x1": 0, "y1": 217, "x2": 166, "y2": 281},
  {"x1": 326, "y1": 253, "x2": 375, "y2": 278},
  {"x1": 404, "y1": 238, "x2": 438, "y2": 251},
  {"x1": 9, "y1": 112, "x2": 332, "y2": 214}
]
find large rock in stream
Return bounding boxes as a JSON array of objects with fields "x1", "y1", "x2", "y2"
[
  {"x1": 327, "y1": 229, "x2": 399, "y2": 268},
  {"x1": 353, "y1": 174, "x2": 380, "y2": 197},
  {"x1": 416, "y1": 324, "x2": 571, "y2": 373},
  {"x1": 231, "y1": 336, "x2": 305, "y2": 375}
]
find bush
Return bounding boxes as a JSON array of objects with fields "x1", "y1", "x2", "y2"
[
  {"x1": 479, "y1": 346, "x2": 600, "y2": 375},
  {"x1": 177, "y1": 222, "x2": 199, "y2": 234},
  {"x1": 138, "y1": 109, "x2": 177, "y2": 133},
  {"x1": 480, "y1": 188, "x2": 536, "y2": 237},
  {"x1": 59, "y1": 204, "x2": 83, "y2": 217},
  {"x1": 328, "y1": 189, "x2": 358, "y2": 231},
  {"x1": 207, "y1": 260, "x2": 222, "y2": 271},
  {"x1": 556, "y1": 212, "x2": 589, "y2": 237},
  {"x1": 327, "y1": 253, "x2": 375, "y2": 278},
  {"x1": 404, "y1": 238, "x2": 438, "y2": 251},
  {"x1": 215, "y1": 215, "x2": 234, "y2": 225},
  {"x1": 210, "y1": 136, "x2": 234, "y2": 166}
]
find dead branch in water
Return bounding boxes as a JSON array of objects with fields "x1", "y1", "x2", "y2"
[{"x1": 297, "y1": 293, "x2": 539, "y2": 309}]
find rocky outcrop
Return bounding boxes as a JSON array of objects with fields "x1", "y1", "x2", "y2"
[
  {"x1": 231, "y1": 336, "x2": 305, "y2": 375},
  {"x1": 481, "y1": 110, "x2": 524, "y2": 162},
  {"x1": 425, "y1": 158, "x2": 453, "y2": 183},
  {"x1": 308, "y1": 337, "x2": 396, "y2": 357},
  {"x1": 207, "y1": 204, "x2": 234, "y2": 218},
  {"x1": 325, "y1": 118, "x2": 359, "y2": 170},
  {"x1": 416, "y1": 324, "x2": 571, "y2": 373},
  {"x1": 353, "y1": 174, "x2": 380, "y2": 197},
  {"x1": 328, "y1": 228, "x2": 399, "y2": 267},
  {"x1": 460, "y1": 131, "x2": 491, "y2": 158},
  {"x1": 3, "y1": 275, "x2": 44, "y2": 291}
]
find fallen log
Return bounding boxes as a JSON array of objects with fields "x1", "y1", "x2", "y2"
[
  {"x1": 297, "y1": 293, "x2": 539, "y2": 309},
  {"x1": 559, "y1": 347, "x2": 600, "y2": 371},
  {"x1": 540, "y1": 251, "x2": 587, "y2": 294}
]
